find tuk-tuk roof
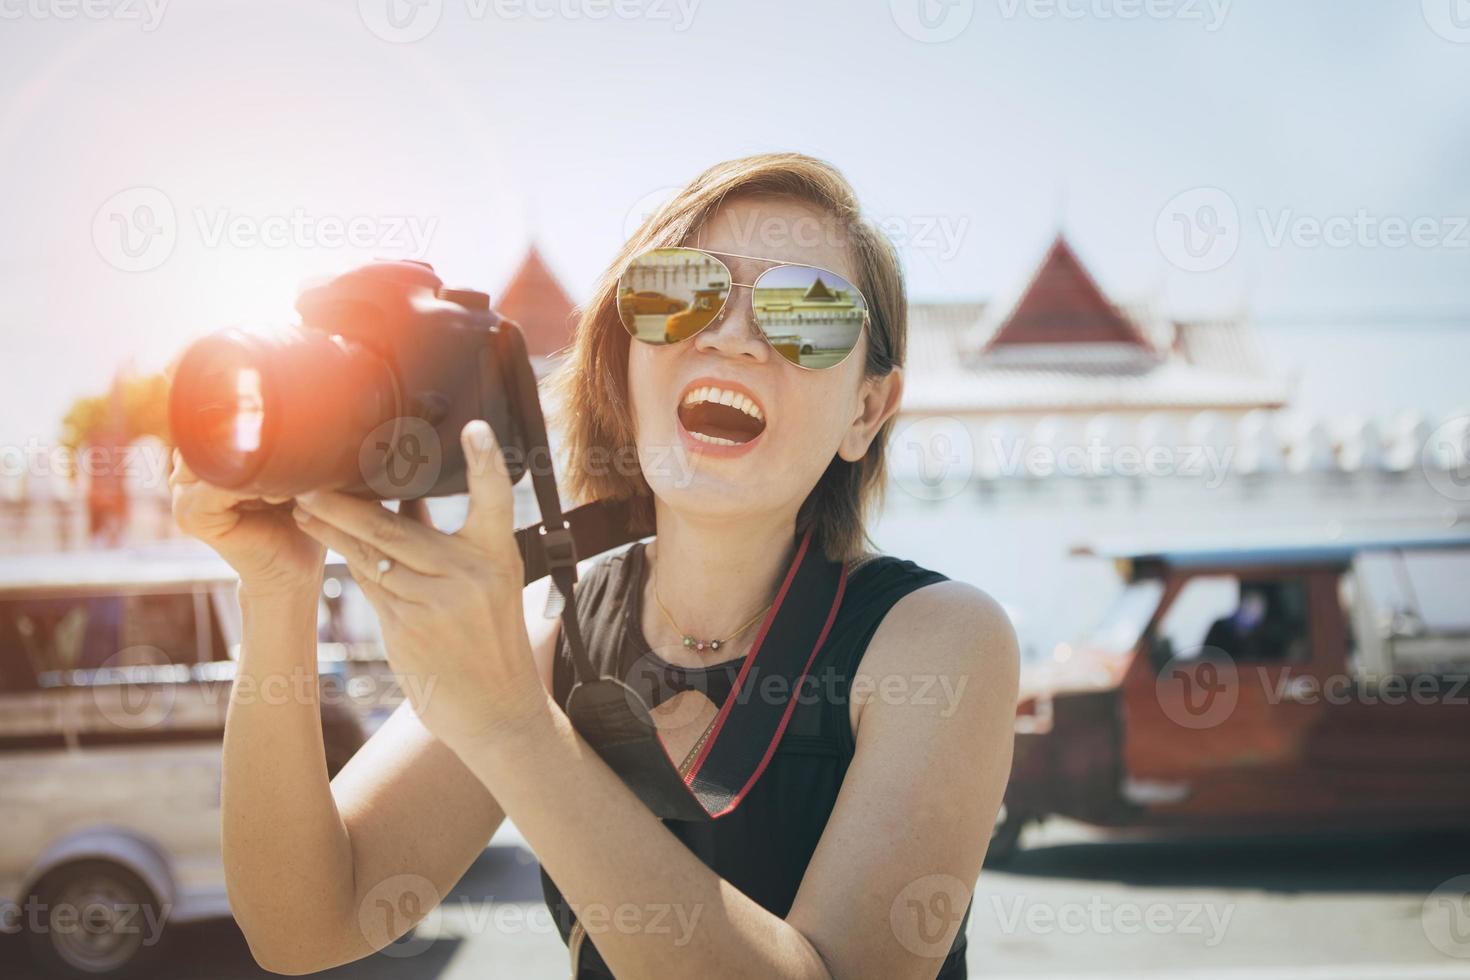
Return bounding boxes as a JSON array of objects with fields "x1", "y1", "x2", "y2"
[
  {"x1": 0, "y1": 543, "x2": 241, "y2": 594},
  {"x1": 1071, "y1": 529, "x2": 1470, "y2": 571}
]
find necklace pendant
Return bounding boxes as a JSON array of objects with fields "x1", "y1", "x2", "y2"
[
  {"x1": 710, "y1": 639, "x2": 721, "y2": 651},
  {"x1": 682, "y1": 635, "x2": 694, "y2": 648}
]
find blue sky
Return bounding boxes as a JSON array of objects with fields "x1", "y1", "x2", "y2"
[{"x1": 1, "y1": 0, "x2": 1467, "y2": 446}]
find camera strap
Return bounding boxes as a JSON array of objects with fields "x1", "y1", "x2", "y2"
[{"x1": 500, "y1": 323, "x2": 848, "y2": 821}]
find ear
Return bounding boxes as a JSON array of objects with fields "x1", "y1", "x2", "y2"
[{"x1": 837, "y1": 367, "x2": 903, "y2": 463}]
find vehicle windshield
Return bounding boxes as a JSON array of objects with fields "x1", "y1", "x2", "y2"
[{"x1": 1078, "y1": 579, "x2": 1165, "y2": 655}]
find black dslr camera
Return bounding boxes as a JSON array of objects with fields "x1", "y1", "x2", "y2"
[{"x1": 169, "y1": 260, "x2": 536, "y2": 502}]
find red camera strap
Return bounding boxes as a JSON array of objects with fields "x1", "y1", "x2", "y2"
[{"x1": 502, "y1": 318, "x2": 848, "y2": 820}]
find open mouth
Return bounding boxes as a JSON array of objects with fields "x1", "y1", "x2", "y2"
[{"x1": 677, "y1": 383, "x2": 767, "y2": 446}]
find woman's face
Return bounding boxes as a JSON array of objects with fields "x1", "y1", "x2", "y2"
[{"x1": 627, "y1": 195, "x2": 902, "y2": 528}]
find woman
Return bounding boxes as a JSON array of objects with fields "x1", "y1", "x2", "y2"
[{"x1": 171, "y1": 153, "x2": 1018, "y2": 979}]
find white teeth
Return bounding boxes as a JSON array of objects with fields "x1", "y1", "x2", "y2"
[
  {"x1": 680, "y1": 384, "x2": 765, "y2": 422},
  {"x1": 687, "y1": 430, "x2": 740, "y2": 446}
]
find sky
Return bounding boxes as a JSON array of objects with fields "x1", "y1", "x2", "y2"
[{"x1": 1, "y1": 0, "x2": 1468, "y2": 448}]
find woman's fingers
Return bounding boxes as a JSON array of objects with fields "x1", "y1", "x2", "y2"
[
  {"x1": 294, "y1": 490, "x2": 450, "y2": 573},
  {"x1": 292, "y1": 507, "x2": 439, "y2": 603},
  {"x1": 457, "y1": 421, "x2": 516, "y2": 555}
]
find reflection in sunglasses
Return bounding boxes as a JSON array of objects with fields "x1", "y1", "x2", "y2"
[{"x1": 618, "y1": 247, "x2": 866, "y2": 369}]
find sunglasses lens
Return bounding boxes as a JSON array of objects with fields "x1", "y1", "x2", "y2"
[
  {"x1": 617, "y1": 248, "x2": 732, "y2": 346},
  {"x1": 751, "y1": 265, "x2": 866, "y2": 368}
]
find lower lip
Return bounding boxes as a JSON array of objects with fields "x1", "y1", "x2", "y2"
[{"x1": 676, "y1": 413, "x2": 766, "y2": 458}]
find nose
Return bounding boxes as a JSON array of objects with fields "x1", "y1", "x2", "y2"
[{"x1": 691, "y1": 287, "x2": 770, "y2": 363}]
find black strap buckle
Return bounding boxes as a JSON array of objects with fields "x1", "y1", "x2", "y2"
[{"x1": 538, "y1": 522, "x2": 578, "y2": 571}]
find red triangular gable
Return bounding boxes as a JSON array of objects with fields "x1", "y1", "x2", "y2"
[{"x1": 984, "y1": 236, "x2": 1151, "y2": 350}]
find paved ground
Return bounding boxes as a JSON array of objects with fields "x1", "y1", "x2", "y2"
[{"x1": 5, "y1": 820, "x2": 1468, "y2": 979}]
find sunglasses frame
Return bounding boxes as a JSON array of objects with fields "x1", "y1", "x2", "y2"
[{"x1": 617, "y1": 246, "x2": 870, "y2": 371}]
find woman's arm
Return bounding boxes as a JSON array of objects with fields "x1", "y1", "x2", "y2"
[
  {"x1": 290, "y1": 422, "x2": 1019, "y2": 978},
  {"x1": 449, "y1": 580, "x2": 1018, "y2": 979},
  {"x1": 219, "y1": 574, "x2": 563, "y2": 976}
]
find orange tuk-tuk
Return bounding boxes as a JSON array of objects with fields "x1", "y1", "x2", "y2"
[{"x1": 990, "y1": 533, "x2": 1470, "y2": 864}]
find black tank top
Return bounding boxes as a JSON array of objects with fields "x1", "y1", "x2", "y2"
[{"x1": 538, "y1": 540, "x2": 971, "y2": 978}]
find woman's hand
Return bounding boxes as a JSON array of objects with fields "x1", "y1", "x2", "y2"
[
  {"x1": 169, "y1": 451, "x2": 326, "y2": 597},
  {"x1": 289, "y1": 420, "x2": 548, "y2": 749}
]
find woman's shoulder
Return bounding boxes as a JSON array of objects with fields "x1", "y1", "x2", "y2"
[{"x1": 850, "y1": 554, "x2": 1019, "y2": 691}]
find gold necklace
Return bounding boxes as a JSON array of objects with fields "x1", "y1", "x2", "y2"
[{"x1": 651, "y1": 561, "x2": 772, "y2": 653}]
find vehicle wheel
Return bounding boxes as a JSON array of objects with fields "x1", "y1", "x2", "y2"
[
  {"x1": 984, "y1": 801, "x2": 1027, "y2": 867},
  {"x1": 25, "y1": 861, "x2": 163, "y2": 980}
]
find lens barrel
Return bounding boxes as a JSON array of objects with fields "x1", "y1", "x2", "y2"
[{"x1": 170, "y1": 327, "x2": 398, "y2": 497}]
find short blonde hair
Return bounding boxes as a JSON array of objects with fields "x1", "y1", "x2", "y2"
[{"x1": 546, "y1": 153, "x2": 908, "y2": 562}]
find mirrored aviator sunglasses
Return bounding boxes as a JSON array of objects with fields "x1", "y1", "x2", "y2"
[{"x1": 616, "y1": 246, "x2": 869, "y2": 370}]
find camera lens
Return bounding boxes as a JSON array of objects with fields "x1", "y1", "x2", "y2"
[{"x1": 170, "y1": 327, "x2": 398, "y2": 497}]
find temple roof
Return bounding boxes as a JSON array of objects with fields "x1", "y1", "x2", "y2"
[
  {"x1": 983, "y1": 235, "x2": 1154, "y2": 352},
  {"x1": 497, "y1": 245, "x2": 578, "y2": 359}
]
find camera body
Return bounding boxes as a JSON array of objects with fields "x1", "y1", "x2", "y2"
[{"x1": 170, "y1": 260, "x2": 531, "y2": 500}]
